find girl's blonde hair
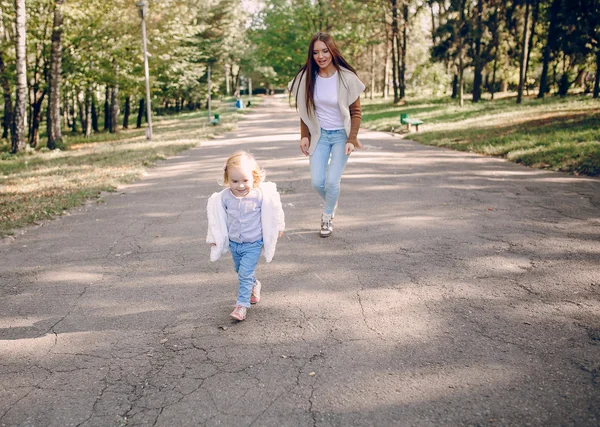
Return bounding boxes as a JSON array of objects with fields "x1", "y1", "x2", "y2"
[{"x1": 223, "y1": 150, "x2": 266, "y2": 187}]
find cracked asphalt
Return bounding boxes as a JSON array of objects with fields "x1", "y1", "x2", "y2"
[{"x1": 1, "y1": 96, "x2": 599, "y2": 427}]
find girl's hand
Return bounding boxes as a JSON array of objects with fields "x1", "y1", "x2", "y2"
[
  {"x1": 278, "y1": 231, "x2": 284, "y2": 238},
  {"x1": 300, "y1": 137, "x2": 310, "y2": 156},
  {"x1": 210, "y1": 243, "x2": 216, "y2": 247}
]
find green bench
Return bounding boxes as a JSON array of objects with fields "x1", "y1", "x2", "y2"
[
  {"x1": 210, "y1": 113, "x2": 220, "y2": 125},
  {"x1": 400, "y1": 113, "x2": 423, "y2": 131}
]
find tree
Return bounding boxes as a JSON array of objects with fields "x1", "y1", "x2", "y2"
[
  {"x1": 591, "y1": 0, "x2": 600, "y2": 98},
  {"x1": 12, "y1": 0, "x2": 27, "y2": 154},
  {"x1": 25, "y1": 0, "x2": 52, "y2": 148},
  {"x1": 432, "y1": 0, "x2": 471, "y2": 106},
  {"x1": 517, "y1": 0, "x2": 531, "y2": 103},
  {"x1": 471, "y1": 0, "x2": 484, "y2": 102},
  {"x1": 47, "y1": 0, "x2": 64, "y2": 150},
  {"x1": 390, "y1": 0, "x2": 401, "y2": 102},
  {"x1": 0, "y1": 4, "x2": 14, "y2": 140}
]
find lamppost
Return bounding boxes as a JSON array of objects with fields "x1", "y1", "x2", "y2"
[
  {"x1": 207, "y1": 61, "x2": 212, "y2": 123},
  {"x1": 136, "y1": 0, "x2": 152, "y2": 140}
]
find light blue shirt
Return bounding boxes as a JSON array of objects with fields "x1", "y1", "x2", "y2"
[{"x1": 221, "y1": 188, "x2": 263, "y2": 243}]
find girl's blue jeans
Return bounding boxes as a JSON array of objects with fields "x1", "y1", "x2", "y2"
[
  {"x1": 309, "y1": 129, "x2": 349, "y2": 216},
  {"x1": 229, "y1": 239, "x2": 263, "y2": 308}
]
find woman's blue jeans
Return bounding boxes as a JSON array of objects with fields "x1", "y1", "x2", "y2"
[
  {"x1": 310, "y1": 129, "x2": 349, "y2": 216},
  {"x1": 229, "y1": 239, "x2": 263, "y2": 308}
]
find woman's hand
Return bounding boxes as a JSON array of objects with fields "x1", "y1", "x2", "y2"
[
  {"x1": 300, "y1": 137, "x2": 310, "y2": 156},
  {"x1": 278, "y1": 231, "x2": 284, "y2": 238},
  {"x1": 345, "y1": 139, "x2": 363, "y2": 155},
  {"x1": 345, "y1": 142, "x2": 357, "y2": 155}
]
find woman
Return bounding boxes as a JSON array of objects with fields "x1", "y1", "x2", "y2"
[{"x1": 288, "y1": 32, "x2": 365, "y2": 237}]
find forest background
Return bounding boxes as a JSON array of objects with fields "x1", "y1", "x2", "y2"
[{"x1": 0, "y1": 0, "x2": 599, "y2": 235}]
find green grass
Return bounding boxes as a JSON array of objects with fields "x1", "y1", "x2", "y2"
[
  {"x1": 0, "y1": 97, "x2": 257, "y2": 237},
  {"x1": 361, "y1": 94, "x2": 600, "y2": 176}
]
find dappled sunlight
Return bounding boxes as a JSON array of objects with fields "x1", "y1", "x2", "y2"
[
  {"x1": 0, "y1": 333, "x2": 56, "y2": 356},
  {"x1": 201, "y1": 132, "x2": 297, "y2": 147},
  {"x1": 0, "y1": 316, "x2": 48, "y2": 329},
  {"x1": 466, "y1": 254, "x2": 533, "y2": 274},
  {"x1": 141, "y1": 212, "x2": 180, "y2": 218},
  {"x1": 315, "y1": 362, "x2": 520, "y2": 410},
  {"x1": 38, "y1": 270, "x2": 104, "y2": 283},
  {"x1": 82, "y1": 299, "x2": 176, "y2": 316}
]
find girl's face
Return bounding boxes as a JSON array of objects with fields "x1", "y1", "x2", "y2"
[
  {"x1": 313, "y1": 40, "x2": 333, "y2": 72},
  {"x1": 227, "y1": 165, "x2": 254, "y2": 197}
]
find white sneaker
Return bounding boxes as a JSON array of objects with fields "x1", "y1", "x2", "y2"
[
  {"x1": 250, "y1": 280, "x2": 261, "y2": 304},
  {"x1": 320, "y1": 214, "x2": 333, "y2": 238},
  {"x1": 230, "y1": 305, "x2": 247, "y2": 321}
]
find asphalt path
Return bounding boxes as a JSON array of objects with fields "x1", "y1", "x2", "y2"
[{"x1": 1, "y1": 96, "x2": 599, "y2": 426}]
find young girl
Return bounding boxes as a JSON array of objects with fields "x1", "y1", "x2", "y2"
[
  {"x1": 206, "y1": 151, "x2": 285, "y2": 321},
  {"x1": 288, "y1": 32, "x2": 365, "y2": 237}
]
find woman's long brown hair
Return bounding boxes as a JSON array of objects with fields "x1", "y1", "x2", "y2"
[{"x1": 290, "y1": 32, "x2": 358, "y2": 117}]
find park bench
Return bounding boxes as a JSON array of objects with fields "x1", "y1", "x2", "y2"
[
  {"x1": 400, "y1": 113, "x2": 424, "y2": 131},
  {"x1": 210, "y1": 113, "x2": 220, "y2": 125}
]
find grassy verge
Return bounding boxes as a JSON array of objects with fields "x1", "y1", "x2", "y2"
[
  {"x1": 0, "y1": 97, "x2": 257, "y2": 237},
  {"x1": 361, "y1": 94, "x2": 600, "y2": 176}
]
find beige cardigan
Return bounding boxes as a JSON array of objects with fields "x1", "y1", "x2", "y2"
[{"x1": 288, "y1": 68, "x2": 365, "y2": 156}]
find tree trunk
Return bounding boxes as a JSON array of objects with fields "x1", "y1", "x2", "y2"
[
  {"x1": 491, "y1": 51, "x2": 499, "y2": 100},
  {"x1": 517, "y1": 0, "x2": 531, "y2": 104},
  {"x1": 489, "y1": 4, "x2": 500, "y2": 100},
  {"x1": 70, "y1": 91, "x2": 77, "y2": 133},
  {"x1": 458, "y1": 58, "x2": 464, "y2": 107},
  {"x1": 399, "y1": 2, "x2": 408, "y2": 100},
  {"x1": 455, "y1": 0, "x2": 466, "y2": 106},
  {"x1": 91, "y1": 91, "x2": 98, "y2": 132},
  {"x1": 12, "y1": 0, "x2": 27, "y2": 154},
  {"x1": 0, "y1": 7, "x2": 11, "y2": 140},
  {"x1": 383, "y1": 38, "x2": 390, "y2": 99},
  {"x1": 594, "y1": 50, "x2": 600, "y2": 99},
  {"x1": 370, "y1": 44, "x2": 375, "y2": 100},
  {"x1": 28, "y1": 95, "x2": 44, "y2": 148},
  {"x1": 123, "y1": 95, "x2": 130, "y2": 129},
  {"x1": 77, "y1": 91, "x2": 86, "y2": 133},
  {"x1": 472, "y1": 0, "x2": 484, "y2": 102},
  {"x1": 110, "y1": 80, "x2": 119, "y2": 133},
  {"x1": 104, "y1": 86, "x2": 111, "y2": 130},
  {"x1": 136, "y1": 98, "x2": 144, "y2": 128},
  {"x1": 225, "y1": 64, "x2": 231, "y2": 96},
  {"x1": 62, "y1": 89, "x2": 69, "y2": 129},
  {"x1": 391, "y1": 0, "x2": 400, "y2": 103},
  {"x1": 232, "y1": 69, "x2": 240, "y2": 98},
  {"x1": 538, "y1": 0, "x2": 560, "y2": 98},
  {"x1": 451, "y1": 74, "x2": 458, "y2": 98},
  {"x1": 524, "y1": 0, "x2": 539, "y2": 96},
  {"x1": 84, "y1": 89, "x2": 92, "y2": 137},
  {"x1": 47, "y1": 0, "x2": 64, "y2": 150},
  {"x1": 429, "y1": 2, "x2": 436, "y2": 41},
  {"x1": 0, "y1": 48, "x2": 13, "y2": 140}
]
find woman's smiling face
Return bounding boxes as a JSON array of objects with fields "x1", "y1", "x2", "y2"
[{"x1": 313, "y1": 40, "x2": 333, "y2": 72}]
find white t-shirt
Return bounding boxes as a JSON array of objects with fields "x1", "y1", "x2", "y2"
[{"x1": 315, "y1": 72, "x2": 344, "y2": 130}]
